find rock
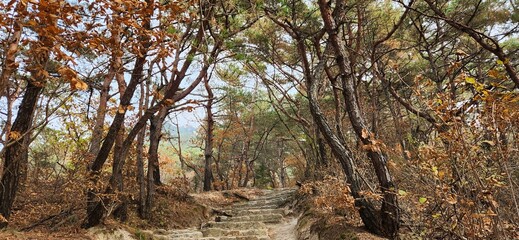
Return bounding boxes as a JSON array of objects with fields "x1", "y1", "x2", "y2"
[{"x1": 88, "y1": 227, "x2": 135, "y2": 240}]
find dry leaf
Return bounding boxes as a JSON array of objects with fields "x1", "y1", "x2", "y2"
[
  {"x1": 0, "y1": 214, "x2": 7, "y2": 224},
  {"x1": 9, "y1": 131, "x2": 21, "y2": 140},
  {"x1": 164, "y1": 99, "x2": 174, "y2": 106},
  {"x1": 118, "y1": 105, "x2": 126, "y2": 114},
  {"x1": 361, "y1": 128, "x2": 369, "y2": 139}
]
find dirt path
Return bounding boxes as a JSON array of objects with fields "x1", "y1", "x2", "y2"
[{"x1": 269, "y1": 215, "x2": 298, "y2": 240}]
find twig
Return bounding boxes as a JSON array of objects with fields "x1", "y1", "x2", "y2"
[{"x1": 20, "y1": 207, "x2": 75, "y2": 231}]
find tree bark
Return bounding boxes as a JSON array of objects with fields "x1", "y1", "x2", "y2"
[
  {"x1": 141, "y1": 107, "x2": 167, "y2": 218},
  {"x1": 278, "y1": 141, "x2": 286, "y2": 188},
  {"x1": 136, "y1": 81, "x2": 148, "y2": 218},
  {"x1": 112, "y1": 128, "x2": 127, "y2": 221},
  {"x1": 240, "y1": 82, "x2": 258, "y2": 187},
  {"x1": 316, "y1": 129, "x2": 328, "y2": 168},
  {"x1": 268, "y1": 3, "x2": 399, "y2": 235},
  {"x1": 145, "y1": 141, "x2": 156, "y2": 219},
  {"x1": 284, "y1": 19, "x2": 377, "y2": 233},
  {"x1": 136, "y1": 127, "x2": 146, "y2": 218},
  {"x1": 203, "y1": 75, "x2": 214, "y2": 191},
  {"x1": 88, "y1": 56, "x2": 149, "y2": 174},
  {"x1": 148, "y1": 108, "x2": 167, "y2": 186},
  {"x1": 85, "y1": 13, "x2": 121, "y2": 214}
]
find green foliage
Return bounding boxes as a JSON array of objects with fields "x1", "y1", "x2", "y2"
[{"x1": 254, "y1": 163, "x2": 272, "y2": 188}]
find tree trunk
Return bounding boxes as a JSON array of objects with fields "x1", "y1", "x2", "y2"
[
  {"x1": 318, "y1": 1, "x2": 400, "y2": 236},
  {"x1": 173, "y1": 119, "x2": 203, "y2": 189},
  {"x1": 136, "y1": 127, "x2": 146, "y2": 218},
  {"x1": 203, "y1": 75, "x2": 214, "y2": 191},
  {"x1": 87, "y1": 68, "x2": 116, "y2": 160},
  {"x1": 112, "y1": 128, "x2": 127, "y2": 221},
  {"x1": 144, "y1": 108, "x2": 167, "y2": 217},
  {"x1": 84, "y1": 25, "x2": 214, "y2": 219},
  {"x1": 241, "y1": 82, "x2": 259, "y2": 187},
  {"x1": 148, "y1": 108, "x2": 167, "y2": 186},
  {"x1": 174, "y1": 116, "x2": 186, "y2": 178},
  {"x1": 136, "y1": 81, "x2": 148, "y2": 218},
  {"x1": 86, "y1": 71, "x2": 114, "y2": 214},
  {"x1": 145, "y1": 146, "x2": 155, "y2": 219},
  {"x1": 316, "y1": 129, "x2": 328, "y2": 168},
  {"x1": 0, "y1": 81, "x2": 43, "y2": 228}
]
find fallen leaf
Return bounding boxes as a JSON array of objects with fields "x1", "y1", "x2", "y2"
[{"x1": 398, "y1": 189, "x2": 408, "y2": 196}]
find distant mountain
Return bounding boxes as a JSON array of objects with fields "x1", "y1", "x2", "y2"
[{"x1": 163, "y1": 123, "x2": 198, "y2": 145}]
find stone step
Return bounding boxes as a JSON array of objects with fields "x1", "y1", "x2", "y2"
[
  {"x1": 143, "y1": 229, "x2": 204, "y2": 239},
  {"x1": 222, "y1": 213, "x2": 283, "y2": 223},
  {"x1": 175, "y1": 236, "x2": 270, "y2": 240},
  {"x1": 234, "y1": 236, "x2": 270, "y2": 240},
  {"x1": 230, "y1": 198, "x2": 288, "y2": 207},
  {"x1": 228, "y1": 208, "x2": 285, "y2": 217},
  {"x1": 167, "y1": 229, "x2": 203, "y2": 235},
  {"x1": 202, "y1": 227, "x2": 269, "y2": 237},
  {"x1": 169, "y1": 231, "x2": 204, "y2": 238},
  {"x1": 254, "y1": 191, "x2": 295, "y2": 200},
  {"x1": 205, "y1": 221, "x2": 268, "y2": 229},
  {"x1": 228, "y1": 204, "x2": 280, "y2": 210},
  {"x1": 247, "y1": 197, "x2": 289, "y2": 204}
]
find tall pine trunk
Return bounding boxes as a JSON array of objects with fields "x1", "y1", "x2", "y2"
[
  {"x1": 203, "y1": 75, "x2": 214, "y2": 191},
  {"x1": 136, "y1": 81, "x2": 148, "y2": 218}
]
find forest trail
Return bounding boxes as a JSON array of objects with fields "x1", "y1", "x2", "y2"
[{"x1": 143, "y1": 188, "x2": 298, "y2": 240}]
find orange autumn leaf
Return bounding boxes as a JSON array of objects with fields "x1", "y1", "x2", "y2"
[{"x1": 8, "y1": 131, "x2": 21, "y2": 140}]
